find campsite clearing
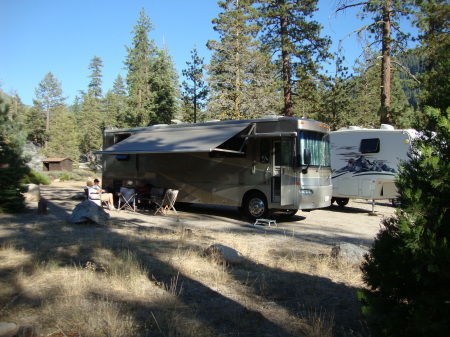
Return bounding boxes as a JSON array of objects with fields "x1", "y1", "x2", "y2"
[{"x1": 0, "y1": 180, "x2": 395, "y2": 336}]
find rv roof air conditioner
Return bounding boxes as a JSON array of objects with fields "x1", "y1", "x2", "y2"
[{"x1": 380, "y1": 124, "x2": 395, "y2": 130}]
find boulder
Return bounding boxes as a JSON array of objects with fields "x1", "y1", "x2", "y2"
[
  {"x1": 70, "y1": 200, "x2": 110, "y2": 225},
  {"x1": 24, "y1": 184, "x2": 40, "y2": 202},
  {"x1": 331, "y1": 242, "x2": 369, "y2": 264},
  {"x1": 204, "y1": 244, "x2": 244, "y2": 265},
  {"x1": 0, "y1": 322, "x2": 19, "y2": 337}
]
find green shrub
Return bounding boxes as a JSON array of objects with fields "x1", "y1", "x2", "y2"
[
  {"x1": 20, "y1": 170, "x2": 52, "y2": 185},
  {"x1": 60, "y1": 172, "x2": 71, "y2": 181},
  {"x1": 360, "y1": 107, "x2": 450, "y2": 336},
  {"x1": 0, "y1": 98, "x2": 29, "y2": 213}
]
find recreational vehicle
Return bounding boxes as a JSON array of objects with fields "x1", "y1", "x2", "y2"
[
  {"x1": 330, "y1": 124, "x2": 416, "y2": 207},
  {"x1": 96, "y1": 117, "x2": 332, "y2": 219}
]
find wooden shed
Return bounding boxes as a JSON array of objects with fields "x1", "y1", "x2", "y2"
[{"x1": 42, "y1": 158, "x2": 73, "y2": 172}]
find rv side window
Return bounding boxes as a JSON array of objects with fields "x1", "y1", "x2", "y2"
[
  {"x1": 260, "y1": 139, "x2": 270, "y2": 163},
  {"x1": 360, "y1": 138, "x2": 380, "y2": 153}
]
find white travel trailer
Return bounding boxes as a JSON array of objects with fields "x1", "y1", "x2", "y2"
[
  {"x1": 330, "y1": 124, "x2": 416, "y2": 207},
  {"x1": 96, "y1": 117, "x2": 332, "y2": 219}
]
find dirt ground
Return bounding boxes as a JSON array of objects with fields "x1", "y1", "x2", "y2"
[
  {"x1": 26, "y1": 180, "x2": 394, "y2": 250},
  {"x1": 0, "y1": 180, "x2": 399, "y2": 336}
]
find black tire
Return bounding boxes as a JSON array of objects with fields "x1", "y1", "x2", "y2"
[
  {"x1": 244, "y1": 192, "x2": 269, "y2": 220},
  {"x1": 283, "y1": 209, "x2": 299, "y2": 217},
  {"x1": 391, "y1": 199, "x2": 401, "y2": 207},
  {"x1": 336, "y1": 198, "x2": 349, "y2": 207},
  {"x1": 331, "y1": 197, "x2": 336, "y2": 205}
]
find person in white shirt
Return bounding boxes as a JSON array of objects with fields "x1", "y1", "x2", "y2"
[{"x1": 92, "y1": 178, "x2": 116, "y2": 210}]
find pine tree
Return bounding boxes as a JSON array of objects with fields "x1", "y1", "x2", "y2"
[
  {"x1": 334, "y1": 0, "x2": 417, "y2": 124},
  {"x1": 0, "y1": 98, "x2": 29, "y2": 213},
  {"x1": 207, "y1": 0, "x2": 280, "y2": 120},
  {"x1": 360, "y1": 107, "x2": 450, "y2": 336},
  {"x1": 46, "y1": 109, "x2": 79, "y2": 159},
  {"x1": 124, "y1": 8, "x2": 158, "y2": 126},
  {"x1": 88, "y1": 56, "x2": 104, "y2": 98},
  {"x1": 104, "y1": 74, "x2": 128, "y2": 128},
  {"x1": 33, "y1": 72, "x2": 67, "y2": 149},
  {"x1": 256, "y1": 0, "x2": 331, "y2": 116},
  {"x1": 148, "y1": 46, "x2": 179, "y2": 125},
  {"x1": 360, "y1": 3, "x2": 450, "y2": 334},
  {"x1": 182, "y1": 47, "x2": 208, "y2": 123},
  {"x1": 416, "y1": 0, "x2": 450, "y2": 112}
]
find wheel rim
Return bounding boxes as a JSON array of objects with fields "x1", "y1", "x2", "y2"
[{"x1": 248, "y1": 197, "x2": 265, "y2": 218}]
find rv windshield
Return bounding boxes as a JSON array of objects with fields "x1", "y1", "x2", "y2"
[{"x1": 298, "y1": 131, "x2": 330, "y2": 167}]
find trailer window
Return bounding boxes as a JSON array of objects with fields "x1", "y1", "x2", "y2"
[
  {"x1": 360, "y1": 138, "x2": 380, "y2": 153},
  {"x1": 298, "y1": 131, "x2": 330, "y2": 166}
]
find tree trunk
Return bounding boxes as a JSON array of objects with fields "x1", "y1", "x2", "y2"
[
  {"x1": 380, "y1": 0, "x2": 392, "y2": 125},
  {"x1": 280, "y1": 8, "x2": 293, "y2": 117}
]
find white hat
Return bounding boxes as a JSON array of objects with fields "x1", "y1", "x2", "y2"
[{"x1": 127, "y1": 180, "x2": 134, "y2": 186}]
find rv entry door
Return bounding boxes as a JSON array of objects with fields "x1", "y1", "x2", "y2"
[{"x1": 272, "y1": 139, "x2": 295, "y2": 206}]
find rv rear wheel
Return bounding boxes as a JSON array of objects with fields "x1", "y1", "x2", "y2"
[
  {"x1": 336, "y1": 198, "x2": 349, "y2": 207},
  {"x1": 244, "y1": 192, "x2": 268, "y2": 220}
]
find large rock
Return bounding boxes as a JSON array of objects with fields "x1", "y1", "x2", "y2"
[
  {"x1": 23, "y1": 184, "x2": 40, "y2": 202},
  {"x1": 0, "y1": 322, "x2": 19, "y2": 337},
  {"x1": 23, "y1": 141, "x2": 46, "y2": 172},
  {"x1": 70, "y1": 200, "x2": 110, "y2": 225},
  {"x1": 204, "y1": 244, "x2": 244, "y2": 265},
  {"x1": 331, "y1": 242, "x2": 369, "y2": 264}
]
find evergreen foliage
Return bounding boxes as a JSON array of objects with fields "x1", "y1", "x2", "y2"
[
  {"x1": 360, "y1": 3, "x2": 450, "y2": 335},
  {"x1": 360, "y1": 106, "x2": 450, "y2": 336},
  {"x1": 0, "y1": 98, "x2": 30, "y2": 213},
  {"x1": 88, "y1": 56, "x2": 104, "y2": 98},
  {"x1": 33, "y1": 72, "x2": 67, "y2": 149},
  {"x1": 416, "y1": 0, "x2": 450, "y2": 112},
  {"x1": 257, "y1": 0, "x2": 331, "y2": 116},
  {"x1": 334, "y1": 0, "x2": 417, "y2": 124},
  {"x1": 207, "y1": 0, "x2": 280, "y2": 120},
  {"x1": 148, "y1": 47, "x2": 179, "y2": 125},
  {"x1": 104, "y1": 74, "x2": 128, "y2": 128},
  {"x1": 182, "y1": 47, "x2": 208, "y2": 123},
  {"x1": 124, "y1": 9, "x2": 178, "y2": 126}
]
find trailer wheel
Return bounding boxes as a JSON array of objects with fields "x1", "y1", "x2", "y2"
[
  {"x1": 244, "y1": 192, "x2": 268, "y2": 220},
  {"x1": 336, "y1": 198, "x2": 349, "y2": 207},
  {"x1": 391, "y1": 199, "x2": 401, "y2": 207}
]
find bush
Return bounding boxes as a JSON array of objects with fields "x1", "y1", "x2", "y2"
[
  {"x1": 20, "y1": 170, "x2": 52, "y2": 185},
  {"x1": 60, "y1": 172, "x2": 71, "y2": 181},
  {"x1": 360, "y1": 107, "x2": 450, "y2": 336},
  {"x1": 0, "y1": 98, "x2": 29, "y2": 213}
]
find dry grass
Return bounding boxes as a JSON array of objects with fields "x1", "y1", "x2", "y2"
[{"x1": 0, "y1": 212, "x2": 371, "y2": 337}]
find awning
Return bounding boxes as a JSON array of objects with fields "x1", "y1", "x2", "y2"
[{"x1": 96, "y1": 124, "x2": 250, "y2": 155}]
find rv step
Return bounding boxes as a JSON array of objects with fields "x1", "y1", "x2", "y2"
[{"x1": 254, "y1": 219, "x2": 277, "y2": 227}]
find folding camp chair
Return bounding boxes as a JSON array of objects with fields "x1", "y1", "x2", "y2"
[
  {"x1": 85, "y1": 187, "x2": 102, "y2": 207},
  {"x1": 154, "y1": 189, "x2": 178, "y2": 216},
  {"x1": 117, "y1": 187, "x2": 136, "y2": 212}
]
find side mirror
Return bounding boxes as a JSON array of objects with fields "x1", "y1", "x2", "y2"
[
  {"x1": 302, "y1": 149, "x2": 311, "y2": 174},
  {"x1": 303, "y1": 148, "x2": 311, "y2": 165}
]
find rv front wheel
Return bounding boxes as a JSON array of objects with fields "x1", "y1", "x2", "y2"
[
  {"x1": 244, "y1": 192, "x2": 268, "y2": 220},
  {"x1": 336, "y1": 198, "x2": 349, "y2": 207}
]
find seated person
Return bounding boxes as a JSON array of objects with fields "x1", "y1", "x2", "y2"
[
  {"x1": 93, "y1": 178, "x2": 116, "y2": 210},
  {"x1": 85, "y1": 180, "x2": 101, "y2": 206}
]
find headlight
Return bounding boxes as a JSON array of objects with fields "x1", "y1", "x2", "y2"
[{"x1": 300, "y1": 189, "x2": 313, "y2": 195}]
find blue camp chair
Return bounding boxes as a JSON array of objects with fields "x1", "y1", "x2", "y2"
[{"x1": 117, "y1": 187, "x2": 136, "y2": 212}]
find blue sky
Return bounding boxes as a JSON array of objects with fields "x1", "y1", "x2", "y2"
[{"x1": 0, "y1": 0, "x2": 402, "y2": 106}]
